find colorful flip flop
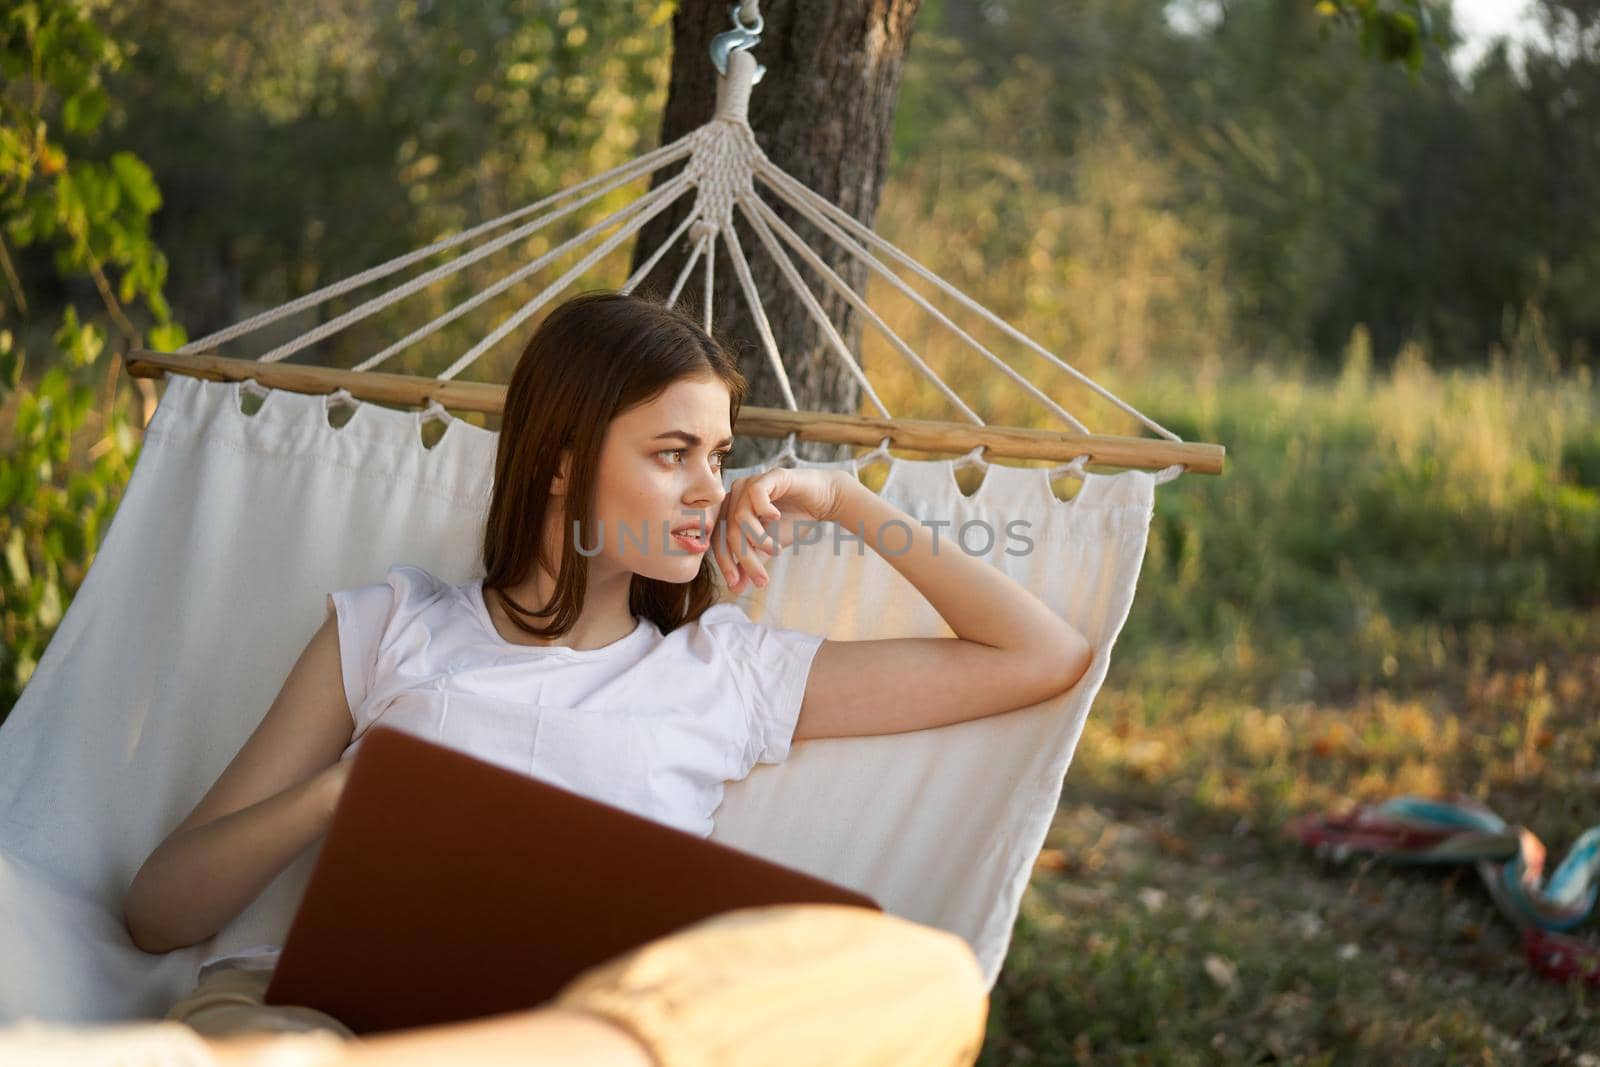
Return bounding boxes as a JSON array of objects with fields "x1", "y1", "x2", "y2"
[{"x1": 1287, "y1": 793, "x2": 1600, "y2": 985}]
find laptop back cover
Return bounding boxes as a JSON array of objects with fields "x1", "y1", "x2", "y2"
[{"x1": 263, "y1": 724, "x2": 881, "y2": 1033}]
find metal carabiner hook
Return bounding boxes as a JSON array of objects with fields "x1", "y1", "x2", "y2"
[{"x1": 709, "y1": 2, "x2": 766, "y2": 84}]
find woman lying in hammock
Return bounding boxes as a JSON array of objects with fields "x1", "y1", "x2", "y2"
[{"x1": 119, "y1": 290, "x2": 1093, "y2": 1064}]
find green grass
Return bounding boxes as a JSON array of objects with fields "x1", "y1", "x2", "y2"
[
  {"x1": 981, "y1": 801, "x2": 1596, "y2": 1064},
  {"x1": 906, "y1": 348, "x2": 1600, "y2": 1063}
]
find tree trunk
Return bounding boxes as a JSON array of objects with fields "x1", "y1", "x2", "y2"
[{"x1": 629, "y1": 0, "x2": 924, "y2": 467}]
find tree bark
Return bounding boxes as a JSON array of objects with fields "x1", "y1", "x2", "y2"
[{"x1": 629, "y1": 0, "x2": 924, "y2": 466}]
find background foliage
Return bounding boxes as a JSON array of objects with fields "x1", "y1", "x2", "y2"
[{"x1": 3, "y1": 0, "x2": 1597, "y2": 1058}]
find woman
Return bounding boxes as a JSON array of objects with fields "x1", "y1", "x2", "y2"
[{"x1": 118, "y1": 290, "x2": 1093, "y2": 1062}]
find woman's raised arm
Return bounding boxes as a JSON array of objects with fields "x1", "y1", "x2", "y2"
[{"x1": 713, "y1": 468, "x2": 1092, "y2": 742}]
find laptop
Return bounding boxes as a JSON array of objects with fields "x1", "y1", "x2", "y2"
[{"x1": 263, "y1": 723, "x2": 881, "y2": 1034}]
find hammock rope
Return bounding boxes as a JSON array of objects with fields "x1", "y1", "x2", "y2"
[
  {"x1": 382, "y1": 176, "x2": 698, "y2": 380},
  {"x1": 753, "y1": 173, "x2": 1087, "y2": 436},
  {"x1": 180, "y1": 134, "x2": 697, "y2": 358},
  {"x1": 149, "y1": 0, "x2": 1215, "y2": 485},
  {"x1": 741, "y1": 194, "x2": 979, "y2": 425},
  {"x1": 437, "y1": 176, "x2": 699, "y2": 382}
]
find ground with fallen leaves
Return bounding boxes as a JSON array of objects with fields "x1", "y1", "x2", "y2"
[{"x1": 977, "y1": 616, "x2": 1600, "y2": 1064}]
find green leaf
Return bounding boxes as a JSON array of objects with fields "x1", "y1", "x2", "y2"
[
  {"x1": 11, "y1": 3, "x2": 40, "y2": 36},
  {"x1": 111, "y1": 151, "x2": 161, "y2": 215},
  {"x1": 26, "y1": 192, "x2": 57, "y2": 244},
  {"x1": 4, "y1": 527, "x2": 30, "y2": 587},
  {"x1": 4, "y1": 212, "x2": 33, "y2": 248},
  {"x1": 62, "y1": 87, "x2": 109, "y2": 134},
  {"x1": 80, "y1": 163, "x2": 121, "y2": 218},
  {"x1": 51, "y1": 304, "x2": 81, "y2": 347},
  {"x1": 146, "y1": 287, "x2": 172, "y2": 323},
  {"x1": 52, "y1": 309, "x2": 104, "y2": 370},
  {"x1": 147, "y1": 321, "x2": 187, "y2": 352},
  {"x1": 0, "y1": 465, "x2": 19, "y2": 510},
  {"x1": 0, "y1": 331, "x2": 19, "y2": 390},
  {"x1": 37, "y1": 576, "x2": 62, "y2": 629},
  {"x1": 1378, "y1": 14, "x2": 1419, "y2": 65}
]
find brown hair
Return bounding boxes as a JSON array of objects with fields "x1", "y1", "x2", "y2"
[{"x1": 482, "y1": 290, "x2": 747, "y2": 639}]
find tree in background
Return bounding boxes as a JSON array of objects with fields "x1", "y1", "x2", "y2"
[
  {"x1": 95, "y1": 0, "x2": 677, "y2": 379},
  {"x1": 1, "y1": 0, "x2": 185, "y2": 710},
  {"x1": 629, "y1": 0, "x2": 925, "y2": 467},
  {"x1": 4, "y1": 0, "x2": 1595, "y2": 724},
  {"x1": 894, "y1": 0, "x2": 1596, "y2": 370}
]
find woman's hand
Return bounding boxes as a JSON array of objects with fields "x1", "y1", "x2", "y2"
[{"x1": 712, "y1": 467, "x2": 849, "y2": 595}]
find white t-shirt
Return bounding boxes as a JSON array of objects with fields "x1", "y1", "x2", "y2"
[{"x1": 197, "y1": 563, "x2": 826, "y2": 977}]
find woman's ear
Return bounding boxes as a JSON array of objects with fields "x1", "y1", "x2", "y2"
[{"x1": 549, "y1": 445, "x2": 572, "y2": 497}]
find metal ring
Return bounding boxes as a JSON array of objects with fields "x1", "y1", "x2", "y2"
[{"x1": 730, "y1": 2, "x2": 763, "y2": 34}]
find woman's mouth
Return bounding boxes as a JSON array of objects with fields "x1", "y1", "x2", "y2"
[{"x1": 671, "y1": 526, "x2": 710, "y2": 553}]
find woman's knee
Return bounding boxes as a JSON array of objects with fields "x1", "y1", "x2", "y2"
[{"x1": 551, "y1": 903, "x2": 989, "y2": 1066}]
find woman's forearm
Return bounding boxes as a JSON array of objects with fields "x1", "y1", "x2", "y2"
[
  {"x1": 123, "y1": 772, "x2": 337, "y2": 955},
  {"x1": 822, "y1": 471, "x2": 1087, "y2": 659}
]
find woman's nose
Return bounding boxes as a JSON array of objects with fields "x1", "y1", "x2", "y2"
[{"x1": 692, "y1": 465, "x2": 727, "y2": 509}]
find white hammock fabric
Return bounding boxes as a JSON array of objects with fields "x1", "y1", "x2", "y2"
[
  {"x1": 0, "y1": 37, "x2": 1178, "y2": 1026},
  {"x1": 0, "y1": 374, "x2": 1155, "y2": 1023}
]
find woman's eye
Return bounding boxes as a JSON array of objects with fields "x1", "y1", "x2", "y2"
[{"x1": 660, "y1": 449, "x2": 729, "y2": 468}]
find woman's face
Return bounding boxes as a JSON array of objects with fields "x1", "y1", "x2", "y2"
[{"x1": 576, "y1": 374, "x2": 733, "y2": 584}]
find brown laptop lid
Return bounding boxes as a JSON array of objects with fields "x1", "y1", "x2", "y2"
[{"x1": 264, "y1": 724, "x2": 880, "y2": 1033}]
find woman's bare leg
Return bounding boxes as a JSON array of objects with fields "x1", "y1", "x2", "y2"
[
  {"x1": 3, "y1": 903, "x2": 981, "y2": 1067},
  {"x1": 204, "y1": 1008, "x2": 655, "y2": 1067}
]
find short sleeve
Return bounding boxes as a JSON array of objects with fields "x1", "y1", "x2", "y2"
[
  {"x1": 697, "y1": 603, "x2": 826, "y2": 774},
  {"x1": 324, "y1": 564, "x2": 439, "y2": 727}
]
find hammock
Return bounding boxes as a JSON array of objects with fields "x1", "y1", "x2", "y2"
[{"x1": 0, "y1": 4, "x2": 1224, "y2": 1026}]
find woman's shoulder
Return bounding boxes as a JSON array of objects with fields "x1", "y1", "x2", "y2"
[
  {"x1": 382, "y1": 562, "x2": 450, "y2": 595},
  {"x1": 334, "y1": 563, "x2": 453, "y2": 622}
]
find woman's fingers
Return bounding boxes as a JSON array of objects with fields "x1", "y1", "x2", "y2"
[
  {"x1": 711, "y1": 474, "x2": 785, "y2": 592},
  {"x1": 716, "y1": 523, "x2": 741, "y2": 589},
  {"x1": 713, "y1": 479, "x2": 743, "y2": 588},
  {"x1": 737, "y1": 513, "x2": 771, "y2": 586}
]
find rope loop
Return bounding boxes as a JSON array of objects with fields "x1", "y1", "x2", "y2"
[
  {"x1": 1047, "y1": 455, "x2": 1089, "y2": 481},
  {"x1": 852, "y1": 435, "x2": 893, "y2": 473},
  {"x1": 238, "y1": 378, "x2": 271, "y2": 401},
  {"x1": 1153, "y1": 463, "x2": 1186, "y2": 485},
  {"x1": 771, "y1": 431, "x2": 800, "y2": 468},
  {"x1": 322, "y1": 386, "x2": 357, "y2": 412},
  {"x1": 417, "y1": 396, "x2": 452, "y2": 426},
  {"x1": 953, "y1": 443, "x2": 989, "y2": 472},
  {"x1": 733, "y1": 2, "x2": 763, "y2": 33}
]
